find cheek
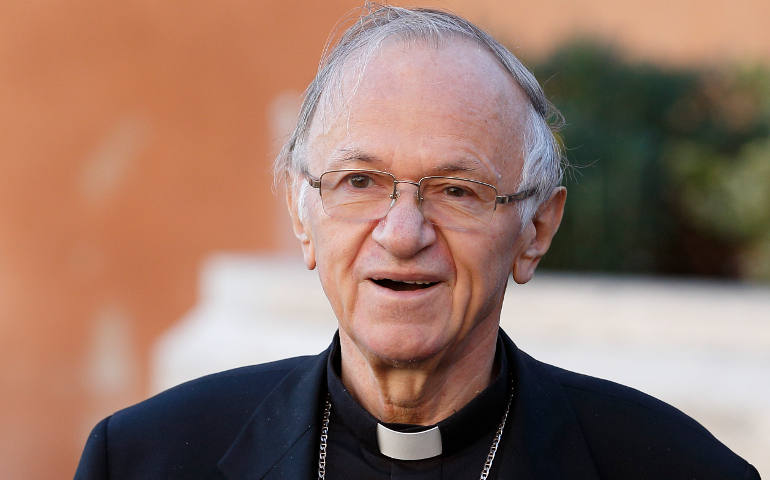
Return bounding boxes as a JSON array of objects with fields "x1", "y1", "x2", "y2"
[
  {"x1": 477, "y1": 246, "x2": 512, "y2": 298},
  {"x1": 451, "y1": 231, "x2": 517, "y2": 312},
  {"x1": 310, "y1": 218, "x2": 373, "y2": 312}
]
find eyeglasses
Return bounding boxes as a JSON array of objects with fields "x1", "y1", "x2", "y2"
[{"x1": 305, "y1": 169, "x2": 535, "y2": 230}]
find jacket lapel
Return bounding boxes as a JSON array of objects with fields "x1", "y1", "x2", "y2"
[
  {"x1": 501, "y1": 331, "x2": 600, "y2": 479},
  {"x1": 217, "y1": 345, "x2": 330, "y2": 480}
]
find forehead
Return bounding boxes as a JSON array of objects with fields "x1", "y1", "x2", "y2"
[{"x1": 305, "y1": 37, "x2": 530, "y2": 184}]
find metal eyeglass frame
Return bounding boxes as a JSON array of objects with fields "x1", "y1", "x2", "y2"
[{"x1": 304, "y1": 168, "x2": 536, "y2": 215}]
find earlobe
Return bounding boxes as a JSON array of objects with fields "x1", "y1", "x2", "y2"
[
  {"x1": 511, "y1": 222, "x2": 537, "y2": 284},
  {"x1": 299, "y1": 237, "x2": 316, "y2": 270},
  {"x1": 294, "y1": 223, "x2": 316, "y2": 271},
  {"x1": 286, "y1": 184, "x2": 316, "y2": 270},
  {"x1": 512, "y1": 186, "x2": 566, "y2": 284}
]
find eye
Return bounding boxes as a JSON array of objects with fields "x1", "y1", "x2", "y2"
[
  {"x1": 444, "y1": 185, "x2": 472, "y2": 197},
  {"x1": 348, "y1": 174, "x2": 373, "y2": 188}
]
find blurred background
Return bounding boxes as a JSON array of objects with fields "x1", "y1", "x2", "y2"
[{"x1": 0, "y1": 0, "x2": 768, "y2": 478}]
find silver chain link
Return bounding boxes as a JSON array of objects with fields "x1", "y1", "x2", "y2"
[
  {"x1": 479, "y1": 388, "x2": 514, "y2": 479},
  {"x1": 317, "y1": 394, "x2": 331, "y2": 480},
  {"x1": 317, "y1": 383, "x2": 514, "y2": 480}
]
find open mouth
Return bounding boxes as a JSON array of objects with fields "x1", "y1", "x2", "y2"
[{"x1": 372, "y1": 279, "x2": 439, "y2": 291}]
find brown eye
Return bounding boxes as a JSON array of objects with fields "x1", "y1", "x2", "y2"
[
  {"x1": 348, "y1": 174, "x2": 372, "y2": 188},
  {"x1": 445, "y1": 185, "x2": 469, "y2": 197}
]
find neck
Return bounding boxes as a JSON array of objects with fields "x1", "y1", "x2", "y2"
[{"x1": 338, "y1": 322, "x2": 499, "y2": 425}]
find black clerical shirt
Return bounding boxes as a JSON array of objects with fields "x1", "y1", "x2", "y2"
[{"x1": 325, "y1": 338, "x2": 512, "y2": 479}]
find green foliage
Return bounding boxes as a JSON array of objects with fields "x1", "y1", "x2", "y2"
[
  {"x1": 530, "y1": 40, "x2": 770, "y2": 280},
  {"x1": 666, "y1": 138, "x2": 770, "y2": 240}
]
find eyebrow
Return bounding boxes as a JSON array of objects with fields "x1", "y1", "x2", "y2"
[
  {"x1": 327, "y1": 148, "x2": 379, "y2": 170},
  {"x1": 433, "y1": 159, "x2": 480, "y2": 176}
]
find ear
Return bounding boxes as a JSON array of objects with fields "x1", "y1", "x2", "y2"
[
  {"x1": 512, "y1": 186, "x2": 566, "y2": 284},
  {"x1": 285, "y1": 183, "x2": 316, "y2": 270}
]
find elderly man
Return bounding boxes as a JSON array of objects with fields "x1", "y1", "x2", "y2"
[{"x1": 75, "y1": 5, "x2": 759, "y2": 480}]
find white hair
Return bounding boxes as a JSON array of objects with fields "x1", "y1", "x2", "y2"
[{"x1": 275, "y1": 4, "x2": 565, "y2": 225}]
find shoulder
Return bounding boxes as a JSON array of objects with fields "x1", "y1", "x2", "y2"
[
  {"x1": 532, "y1": 356, "x2": 760, "y2": 479},
  {"x1": 76, "y1": 355, "x2": 316, "y2": 479},
  {"x1": 109, "y1": 356, "x2": 312, "y2": 431},
  {"x1": 114, "y1": 355, "x2": 312, "y2": 426}
]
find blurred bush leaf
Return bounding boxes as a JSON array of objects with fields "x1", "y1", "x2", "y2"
[{"x1": 529, "y1": 40, "x2": 770, "y2": 280}]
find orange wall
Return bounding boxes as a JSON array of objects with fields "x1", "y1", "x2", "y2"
[
  {"x1": 0, "y1": 1, "x2": 362, "y2": 477},
  {"x1": 443, "y1": 0, "x2": 770, "y2": 65},
  {"x1": 0, "y1": 1, "x2": 767, "y2": 478}
]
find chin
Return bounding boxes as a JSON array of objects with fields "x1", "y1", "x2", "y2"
[{"x1": 353, "y1": 322, "x2": 453, "y2": 366}]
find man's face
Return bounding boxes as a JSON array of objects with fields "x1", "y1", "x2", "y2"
[{"x1": 295, "y1": 39, "x2": 535, "y2": 365}]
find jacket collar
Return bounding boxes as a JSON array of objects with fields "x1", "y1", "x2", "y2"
[
  {"x1": 217, "y1": 331, "x2": 599, "y2": 479},
  {"x1": 217, "y1": 344, "x2": 330, "y2": 480},
  {"x1": 502, "y1": 330, "x2": 600, "y2": 478}
]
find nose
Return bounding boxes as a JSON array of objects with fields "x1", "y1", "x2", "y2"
[{"x1": 372, "y1": 182, "x2": 436, "y2": 258}]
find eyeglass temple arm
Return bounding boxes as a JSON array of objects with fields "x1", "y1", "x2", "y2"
[
  {"x1": 495, "y1": 188, "x2": 537, "y2": 204},
  {"x1": 306, "y1": 175, "x2": 321, "y2": 189}
]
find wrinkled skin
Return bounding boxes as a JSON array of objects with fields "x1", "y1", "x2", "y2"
[{"x1": 288, "y1": 38, "x2": 566, "y2": 423}]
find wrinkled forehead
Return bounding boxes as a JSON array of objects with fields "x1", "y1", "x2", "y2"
[{"x1": 302, "y1": 35, "x2": 531, "y2": 181}]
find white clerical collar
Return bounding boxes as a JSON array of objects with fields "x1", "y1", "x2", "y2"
[{"x1": 376, "y1": 423, "x2": 443, "y2": 460}]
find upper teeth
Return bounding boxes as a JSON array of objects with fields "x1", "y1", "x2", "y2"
[{"x1": 402, "y1": 280, "x2": 432, "y2": 285}]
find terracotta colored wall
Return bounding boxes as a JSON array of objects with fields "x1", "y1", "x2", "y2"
[
  {"x1": 0, "y1": 1, "x2": 767, "y2": 478},
  {"x1": 0, "y1": 1, "x2": 362, "y2": 477},
  {"x1": 442, "y1": 0, "x2": 770, "y2": 65}
]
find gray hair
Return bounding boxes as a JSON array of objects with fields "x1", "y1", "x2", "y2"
[{"x1": 274, "y1": 4, "x2": 565, "y2": 224}]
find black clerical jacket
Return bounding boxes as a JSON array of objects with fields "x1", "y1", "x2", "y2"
[{"x1": 74, "y1": 331, "x2": 760, "y2": 479}]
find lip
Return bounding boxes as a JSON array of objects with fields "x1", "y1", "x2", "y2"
[
  {"x1": 364, "y1": 268, "x2": 446, "y2": 298},
  {"x1": 366, "y1": 278, "x2": 444, "y2": 298},
  {"x1": 367, "y1": 271, "x2": 445, "y2": 284}
]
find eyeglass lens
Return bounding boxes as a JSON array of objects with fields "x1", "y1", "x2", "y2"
[{"x1": 318, "y1": 170, "x2": 497, "y2": 228}]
